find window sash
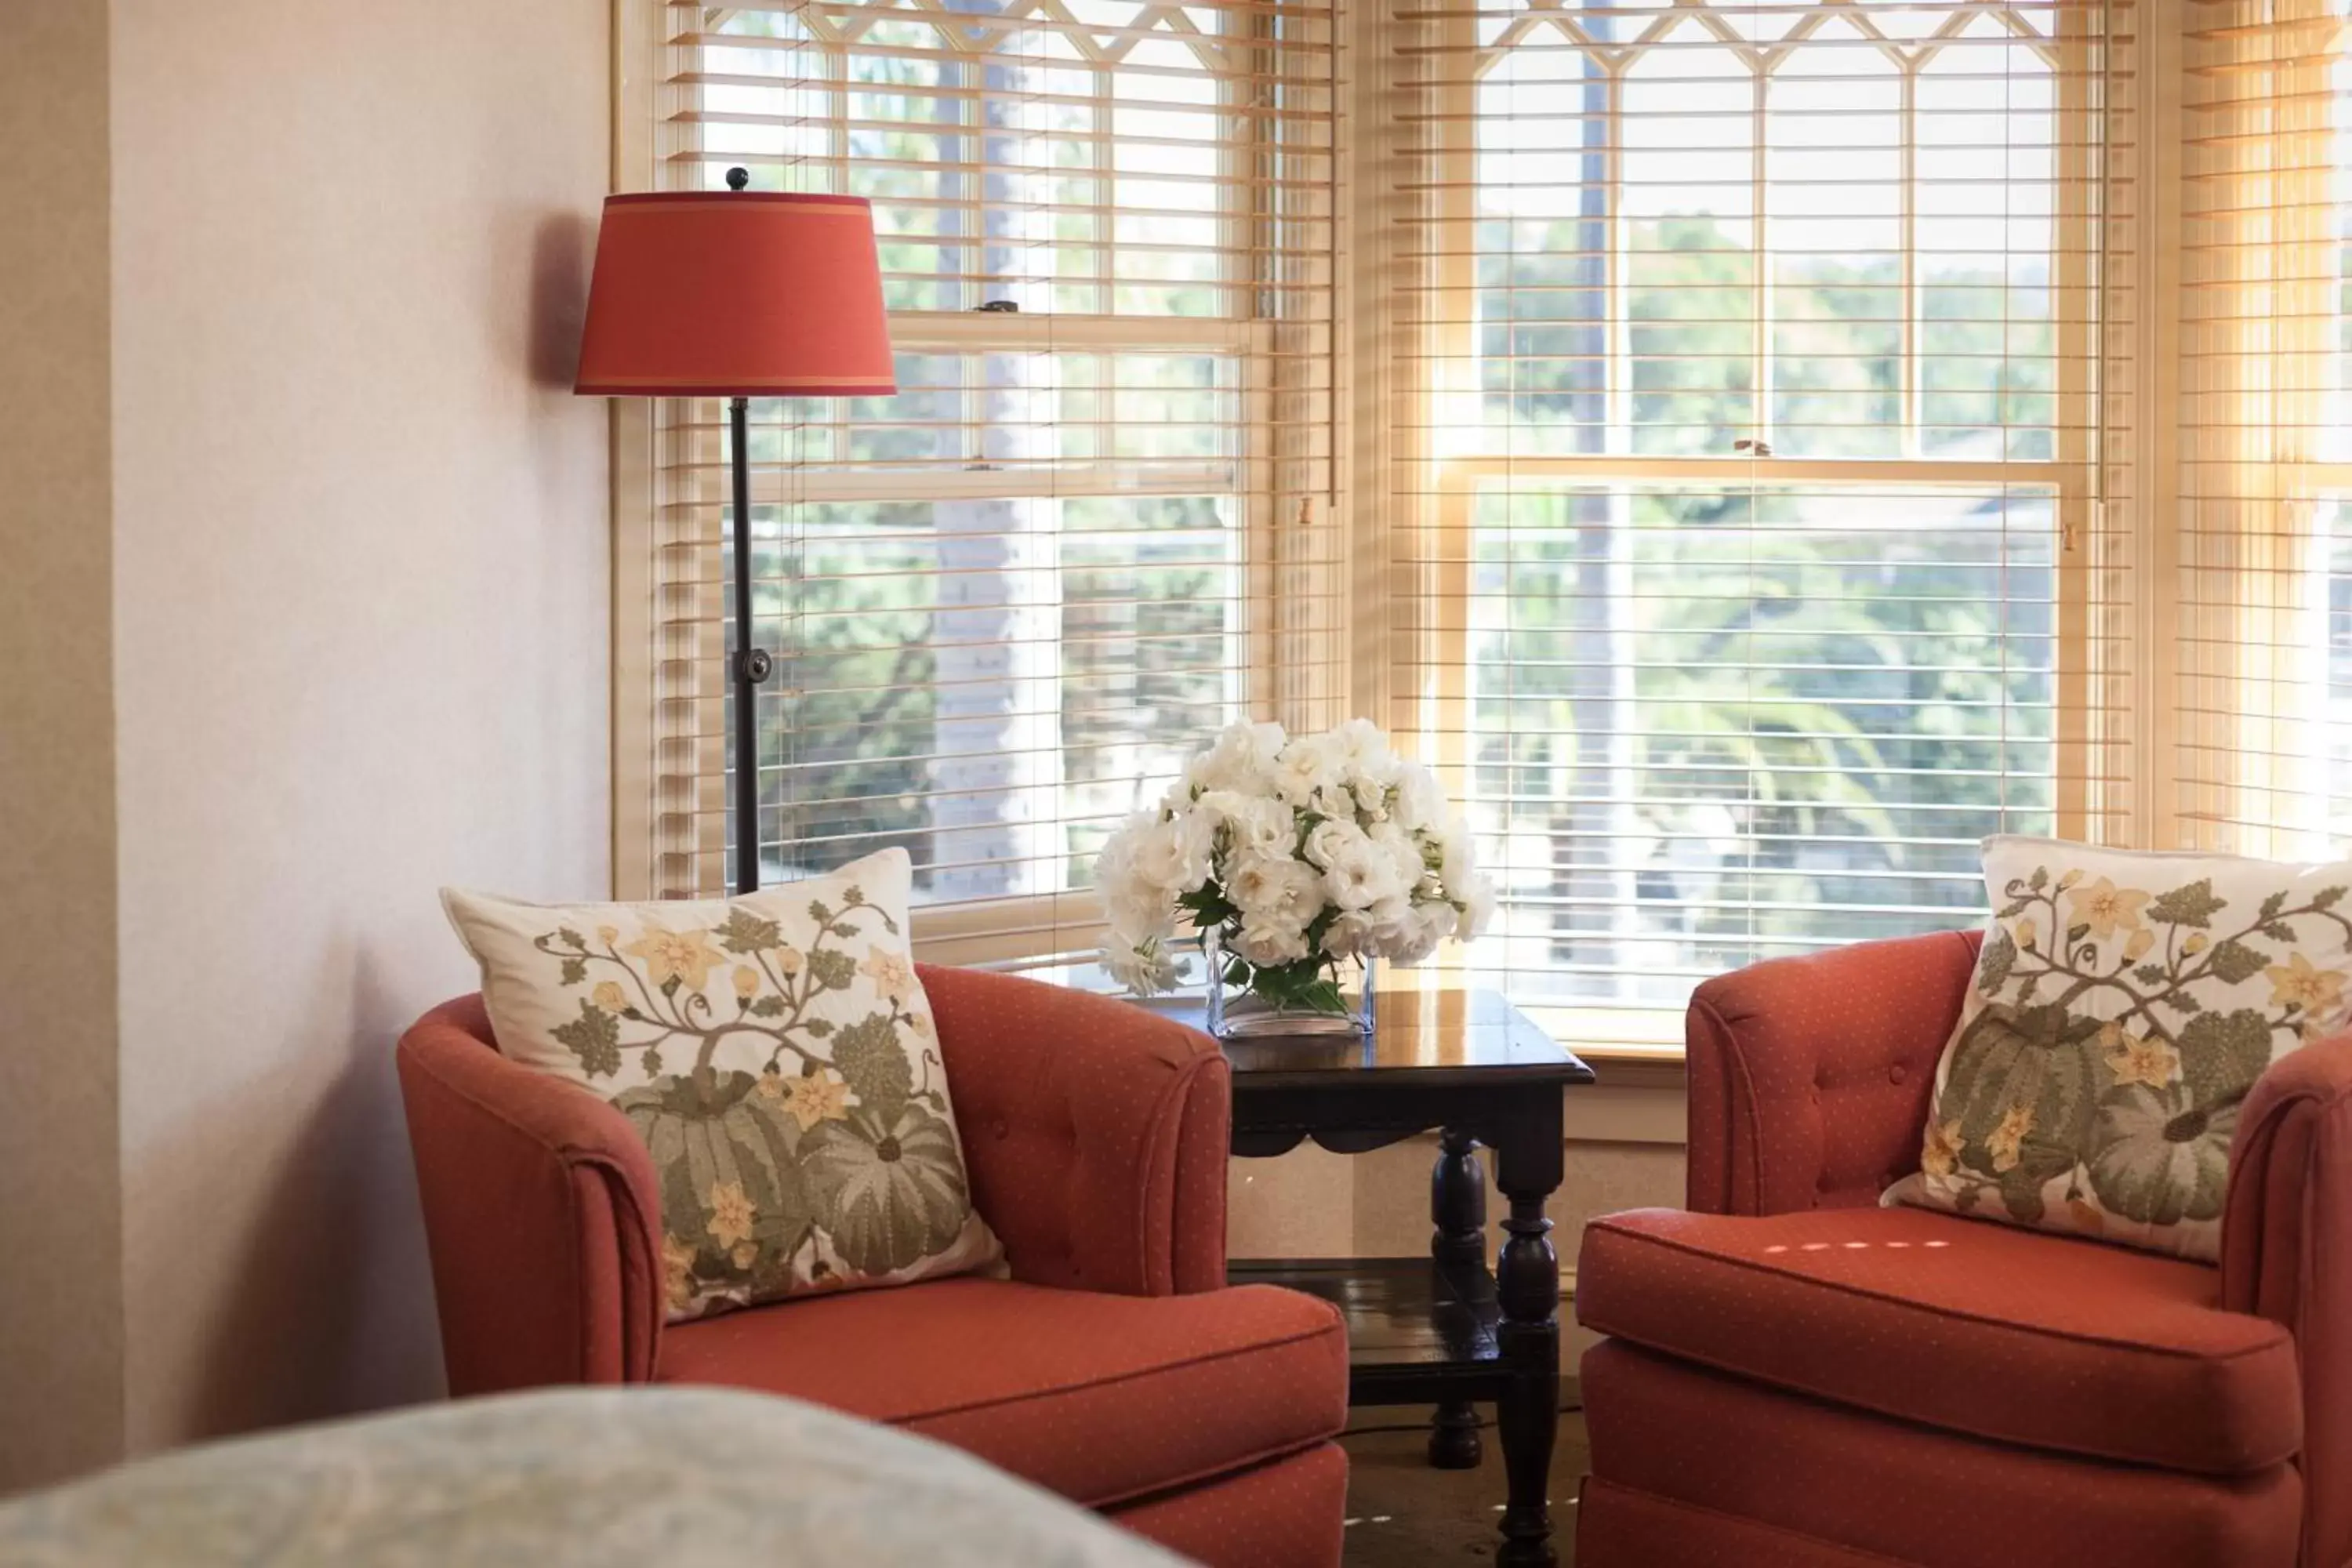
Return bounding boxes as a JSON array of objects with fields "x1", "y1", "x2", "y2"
[{"x1": 1383, "y1": 0, "x2": 2132, "y2": 1046}]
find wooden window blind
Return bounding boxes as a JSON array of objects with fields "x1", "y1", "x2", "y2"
[
  {"x1": 626, "y1": 0, "x2": 1340, "y2": 963},
  {"x1": 2177, "y1": 0, "x2": 2350, "y2": 857},
  {"x1": 1388, "y1": 0, "x2": 2136, "y2": 1046}
]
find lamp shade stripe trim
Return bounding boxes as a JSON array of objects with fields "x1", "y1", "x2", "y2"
[
  {"x1": 572, "y1": 378, "x2": 900, "y2": 397},
  {"x1": 601, "y1": 191, "x2": 874, "y2": 213}
]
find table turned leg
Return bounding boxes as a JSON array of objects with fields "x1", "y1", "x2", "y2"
[
  {"x1": 1493, "y1": 1118, "x2": 1563, "y2": 1567},
  {"x1": 1427, "y1": 1127, "x2": 1486, "y2": 1469}
]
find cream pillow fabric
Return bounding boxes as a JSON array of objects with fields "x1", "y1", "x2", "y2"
[
  {"x1": 442, "y1": 848, "x2": 1001, "y2": 1322},
  {"x1": 1886, "y1": 835, "x2": 2352, "y2": 1261}
]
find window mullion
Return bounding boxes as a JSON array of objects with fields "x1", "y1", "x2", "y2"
[
  {"x1": 1605, "y1": 63, "x2": 1629, "y2": 459},
  {"x1": 1900, "y1": 61, "x2": 1920, "y2": 461},
  {"x1": 1751, "y1": 49, "x2": 1770, "y2": 452}
]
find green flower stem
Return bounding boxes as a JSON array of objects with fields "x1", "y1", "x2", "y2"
[
  {"x1": 534, "y1": 930, "x2": 678, "y2": 1031},
  {"x1": 2002, "y1": 884, "x2": 2352, "y2": 1053},
  {"x1": 709, "y1": 916, "x2": 855, "y2": 1079},
  {"x1": 751, "y1": 945, "x2": 814, "y2": 1021},
  {"x1": 601, "y1": 936, "x2": 691, "y2": 1033},
  {"x1": 535, "y1": 924, "x2": 844, "y2": 1082},
  {"x1": 1222, "y1": 942, "x2": 1349, "y2": 1014},
  {"x1": 746, "y1": 925, "x2": 898, "y2": 1080}
]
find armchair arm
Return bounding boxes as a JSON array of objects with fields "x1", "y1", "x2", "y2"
[
  {"x1": 1686, "y1": 930, "x2": 1980, "y2": 1216},
  {"x1": 2225, "y1": 1031, "x2": 2352, "y2": 1568},
  {"x1": 918, "y1": 965, "x2": 1230, "y2": 1297},
  {"x1": 395, "y1": 996, "x2": 663, "y2": 1395}
]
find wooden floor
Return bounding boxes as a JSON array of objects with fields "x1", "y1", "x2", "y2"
[{"x1": 1338, "y1": 1404, "x2": 1590, "y2": 1566}]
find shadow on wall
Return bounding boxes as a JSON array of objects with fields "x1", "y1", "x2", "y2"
[
  {"x1": 510, "y1": 204, "x2": 605, "y2": 855},
  {"x1": 527, "y1": 210, "x2": 590, "y2": 390},
  {"x1": 169, "y1": 945, "x2": 448, "y2": 1443}
]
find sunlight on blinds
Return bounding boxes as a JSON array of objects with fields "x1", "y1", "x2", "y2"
[
  {"x1": 2178, "y1": 0, "x2": 2352, "y2": 858},
  {"x1": 639, "y1": 0, "x2": 1340, "y2": 962},
  {"x1": 1392, "y1": 0, "x2": 2133, "y2": 1047}
]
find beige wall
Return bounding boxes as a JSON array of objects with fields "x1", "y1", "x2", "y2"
[
  {"x1": 103, "y1": 1, "x2": 612, "y2": 1451},
  {"x1": 0, "y1": 5, "x2": 128, "y2": 1490}
]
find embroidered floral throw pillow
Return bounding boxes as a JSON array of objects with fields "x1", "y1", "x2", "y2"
[
  {"x1": 1885, "y1": 837, "x2": 2352, "y2": 1261},
  {"x1": 441, "y1": 848, "x2": 1000, "y2": 1322}
]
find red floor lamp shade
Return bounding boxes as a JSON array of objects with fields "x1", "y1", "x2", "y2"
[{"x1": 575, "y1": 172, "x2": 896, "y2": 895}]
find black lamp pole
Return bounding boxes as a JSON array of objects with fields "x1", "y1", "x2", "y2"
[
  {"x1": 729, "y1": 390, "x2": 770, "y2": 896},
  {"x1": 724, "y1": 166, "x2": 771, "y2": 896}
]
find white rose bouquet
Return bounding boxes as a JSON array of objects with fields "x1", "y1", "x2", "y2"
[{"x1": 1095, "y1": 718, "x2": 1497, "y2": 1020}]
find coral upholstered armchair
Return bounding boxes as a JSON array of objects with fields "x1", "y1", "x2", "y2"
[
  {"x1": 397, "y1": 964, "x2": 1348, "y2": 1568},
  {"x1": 1574, "y1": 930, "x2": 2352, "y2": 1568}
]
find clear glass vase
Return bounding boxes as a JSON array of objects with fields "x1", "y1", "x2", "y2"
[{"x1": 1201, "y1": 926, "x2": 1378, "y2": 1040}]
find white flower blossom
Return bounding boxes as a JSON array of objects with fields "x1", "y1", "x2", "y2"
[
  {"x1": 1303, "y1": 816, "x2": 1368, "y2": 872},
  {"x1": 1225, "y1": 853, "x2": 1322, "y2": 924},
  {"x1": 1324, "y1": 838, "x2": 1405, "y2": 912},
  {"x1": 1235, "y1": 916, "x2": 1312, "y2": 967},
  {"x1": 1333, "y1": 717, "x2": 1398, "y2": 781},
  {"x1": 1438, "y1": 822, "x2": 1477, "y2": 896},
  {"x1": 1370, "y1": 822, "x2": 1426, "y2": 889},
  {"x1": 1271, "y1": 732, "x2": 1344, "y2": 809},
  {"x1": 1393, "y1": 762, "x2": 1444, "y2": 832},
  {"x1": 1102, "y1": 931, "x2": 1182, "y2": 996},
  {"x1": 1130, "y1": 810, "x2": 1214, "y2": 896},
  {"x1": 1185, "y1": 720, "x2": 1287, "y2": 797},
  {"x1": 1378, "y1": 900, "x2": 1457, "y2": 966},
  {"x1": 1094, "y1": 814, "x2": 1175, "y2": 931},
  {"x1": 1457, "y1": 875, "x2": 1498, "y2": 942},
  {"x1": 1319, "y1": 909, "x2": 1377, "y2": 959},
  {"x1": 1198, "y1": 790, "x2": 1294, "y2": 857}
]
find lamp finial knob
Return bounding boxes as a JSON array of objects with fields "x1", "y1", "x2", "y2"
[{"x1": 725, "y1": 166, "x2": 750, "y2": 191}]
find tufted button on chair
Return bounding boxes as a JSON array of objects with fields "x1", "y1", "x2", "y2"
[
  {"x1": 397, "y1": 965, "x2": 1349, "y2": 1568},
  {"x1": 1574, "y1": 930, "x2": 2352, "y2": 1568}
]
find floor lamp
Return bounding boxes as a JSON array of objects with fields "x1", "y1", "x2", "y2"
[{"x1": 575, "y1": 168, "x2": 896, "y2": 895}]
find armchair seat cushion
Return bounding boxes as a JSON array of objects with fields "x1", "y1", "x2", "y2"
[
  {"x1": 1581, "y1": 1341, "x2": 2303, "y2": 1568},
  {"x1": 1579, "y1": 1207, "x2": 2301, "y2": 1475},
  {"x1": 657, "y1": 1277, "x2": 1348, "y2": 1508}
]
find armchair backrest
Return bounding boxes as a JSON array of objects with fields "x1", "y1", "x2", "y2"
[{"x1": 1684, "y1": 929, "x2": 1981, "y2": 1215}]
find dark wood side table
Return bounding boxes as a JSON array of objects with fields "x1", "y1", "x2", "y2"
[{"x1": 1147, "y1": 989, "x2": 1595, "y2": 1568}]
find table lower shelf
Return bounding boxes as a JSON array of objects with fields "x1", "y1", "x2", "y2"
[{"x1": 1230, "y1": 1255, "x2": 1523, "y2": 1406}]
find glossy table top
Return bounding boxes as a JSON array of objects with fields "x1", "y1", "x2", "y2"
[{"x1": 1142, "y1": 988, "x2": 1595, "y2": 1088}]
